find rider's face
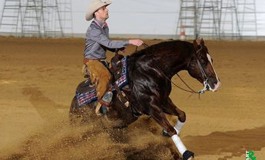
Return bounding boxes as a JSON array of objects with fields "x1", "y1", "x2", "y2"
[{"x1": 95, "y1": 5, "x2": 109, "y2": 21}]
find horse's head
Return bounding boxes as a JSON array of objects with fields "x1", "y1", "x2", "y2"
[{"x1": 187, "y1": 38, "x2": 221, "y2": 93}]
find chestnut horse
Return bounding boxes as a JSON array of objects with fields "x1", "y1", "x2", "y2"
[{"x1": 70, "y1": 38, "x2": 220, "y2": 160}]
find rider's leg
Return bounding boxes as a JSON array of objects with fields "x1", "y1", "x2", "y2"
[{"x1": 85, "y1": 60, "x2": 111, "y2": 115}]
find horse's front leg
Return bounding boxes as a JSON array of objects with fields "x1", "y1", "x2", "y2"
[
  {"x1": 162, "y1": 98, "x2": 186, "y2": 135},
  {"x1": 150, "y1": 104, "x2": 194, "y2": 160}
]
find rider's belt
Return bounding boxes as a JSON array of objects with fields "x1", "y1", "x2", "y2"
[
  {"x1": 83, "y1": 58, "x2": 106, "y2": 64},
  {"x1": 99, "y1": 59, "x2": 109, "y2": 68}
]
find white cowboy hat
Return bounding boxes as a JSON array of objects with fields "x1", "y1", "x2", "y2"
[{"x1": 85, "y1": 0, "x2": 112, "y2": 21}]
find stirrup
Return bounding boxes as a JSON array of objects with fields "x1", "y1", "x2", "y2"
[
  {"x1": 100, "y1": 105, "x2": 108, "y2": 115},
  {"x1": 183, "y1": 150, "x2": 194, "y2": 160},
  {"x1": 95, "y1": 105, "x2": 108, "y2": 116}
]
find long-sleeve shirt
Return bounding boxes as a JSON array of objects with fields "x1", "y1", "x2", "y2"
[{"x1": 84, "y1": 19, "x2": 129, "y2": 59}]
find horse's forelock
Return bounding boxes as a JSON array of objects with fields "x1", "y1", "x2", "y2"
[
  {"x1": 194, "y1": 38, "x2": 205, "y2": 50},
  {"x1": 199, "y1": 38, "x2": 205, "y2": 46}
]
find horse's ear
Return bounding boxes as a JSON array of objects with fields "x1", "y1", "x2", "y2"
[
  {"x1": 200, "y1": 38, "x2": 205, "y2": 46},
  {"x1": 193, "y1": 39, "x2": 199, "y2": 49},
  {"x1": 196, "y1": 38, "x2": 201, "y2": 45},
  {"x1": 194, "y1": 37, "x2": 205, "y2": 47}
]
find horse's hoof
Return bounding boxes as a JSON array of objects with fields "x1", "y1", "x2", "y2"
[
  {"x1": 162, "y1": 129, "x2": 170, "y2": 137},
  {"x1": 182, "y1": 150, "x2": 194, "y2": 160}
]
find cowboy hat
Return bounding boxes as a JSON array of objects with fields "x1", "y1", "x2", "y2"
[{"x1": 85, "y1": 0, "x2": 112, "y2": 21}]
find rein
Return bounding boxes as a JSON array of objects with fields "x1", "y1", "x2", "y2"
[
  {"x1": 176, "y1": 74, "x2": 199, "y2": 94},
  {"x1": 160, "y1": 71, "x2": 199, "y2": 95}
]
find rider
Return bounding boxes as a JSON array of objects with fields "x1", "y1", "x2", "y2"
[{"x1": 84, "y1": 0, "x2": 143, "y2": 115}]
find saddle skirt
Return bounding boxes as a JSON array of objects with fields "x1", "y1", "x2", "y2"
[
  {"x1": 113, "y1": 56, "x2": 129, "y2": 89},
  {"x1": 76, "y1": 55, "x2": 129, "y2": 107},
  {"x1": 75, "y1": 80, "x2": 97, "y2": 107}
]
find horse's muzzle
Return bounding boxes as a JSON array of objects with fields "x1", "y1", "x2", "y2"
[
  {"x1": 199, "y1": 79, "x2": 220, "y2": 94},
  {"x1": 211, "y1": 81, "x2": 221, "y2": 92}
]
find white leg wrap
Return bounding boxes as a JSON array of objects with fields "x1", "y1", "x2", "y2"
[
  {"x1": 174, "y1": 120, "x2": 185, "y2": 134},
  {"x1": 171, "y1": 134, "x2": 187, "y2": 155}
]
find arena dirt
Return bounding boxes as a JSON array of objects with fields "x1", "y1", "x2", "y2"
[{"x1": 0, "y1": 37, "x2": 264, "y2": 160}]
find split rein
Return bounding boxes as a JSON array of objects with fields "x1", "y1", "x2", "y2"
[{"x1": 134, "y1": 43, "x2": 202, "y2": 97}]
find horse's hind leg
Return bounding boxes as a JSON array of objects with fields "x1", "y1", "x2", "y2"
[
  {"x1": 162, "y1": 98, "x2": 186, "y2": 135},
  {"x1": 149, "y1": 104, "x2": 194, "y2": 160}
]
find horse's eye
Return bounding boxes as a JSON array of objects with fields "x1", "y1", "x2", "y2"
[{"x1": 201, "y1": 59, "x2": 207, "y2": 66}]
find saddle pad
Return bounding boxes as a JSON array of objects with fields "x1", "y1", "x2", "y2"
[
  {"x1": 115, "y1": 56, "x2": 129, "y2": 89},
  {"x1": 76, "y1": 88, "x2": 97, "y2": 107}
]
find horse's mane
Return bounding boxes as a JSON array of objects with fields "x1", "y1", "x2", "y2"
[
  {"x1": 126, "y1": 40, "x2": 195, "y2": 80},
  {"x1": 129, "y1": 40, "x2": 194, "y2": 59}
]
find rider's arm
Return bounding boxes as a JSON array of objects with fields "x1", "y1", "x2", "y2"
[{"x1": 88, "y1": 26, "x2": 129, "y2": 49}]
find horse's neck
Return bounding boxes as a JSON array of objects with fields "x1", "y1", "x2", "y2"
[
  {"x1": 156, "y1": 52, "x2": 191, "y2": 78},
  {"x1": 128, "y1": 41, "x2": 193, "y2": 77},
  {"x1": 128, "y1": 52, "x2": 190, "y2": 79}
]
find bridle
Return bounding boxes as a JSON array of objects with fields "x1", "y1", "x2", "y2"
[
  {"x1": 191, "y1": 45, "x2": 212, "y2": 94},
  {"x1": 173, "y1": 45, "x2": 212, "y2": 95}
]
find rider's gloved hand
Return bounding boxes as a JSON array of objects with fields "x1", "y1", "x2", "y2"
[{"x1": 129, "y1": 39, "x2": 143, "y2": 47}]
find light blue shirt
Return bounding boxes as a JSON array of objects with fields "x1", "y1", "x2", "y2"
[{"x1": 84, "y1": 19, "x2": 129, "y2": 59}]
